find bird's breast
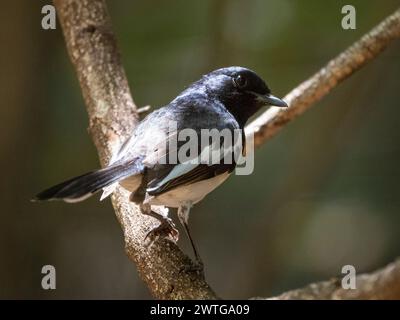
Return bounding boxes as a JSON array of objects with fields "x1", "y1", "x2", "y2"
[{"x1": 146, "y1": 172, "x2": 230, "y2": 208}]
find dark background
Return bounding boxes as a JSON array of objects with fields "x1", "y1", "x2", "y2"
[{"x1": 1, "y1": 0, "x2": 399, "y2": 299}]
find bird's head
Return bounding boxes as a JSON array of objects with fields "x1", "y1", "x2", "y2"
[{"x1": 194, "y1": 66, "x2": 288, "y2": 126}]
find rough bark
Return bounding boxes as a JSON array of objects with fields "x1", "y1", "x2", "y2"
[{"x1": 53, "y1": 0, "x2": 400, "y2": 299}]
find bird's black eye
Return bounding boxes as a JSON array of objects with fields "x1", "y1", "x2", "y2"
[{"x1": 233, "y1": 74, "x2": 247, "y2": 89}]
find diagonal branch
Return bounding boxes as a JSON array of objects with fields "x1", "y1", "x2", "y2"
[
  {"x1": 259, "y1": 259, "x2": 400, "y2": 300},
  {"x1": 54, "y1": 0, "x2": 400, "y2": 299},
  {"x1": 246, "y1": 7, "x2": 400, "y2": 147}
]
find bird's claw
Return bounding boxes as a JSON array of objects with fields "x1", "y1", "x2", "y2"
[{"x1": 144, "y1": 217, "x2": 179, "y2": 246}]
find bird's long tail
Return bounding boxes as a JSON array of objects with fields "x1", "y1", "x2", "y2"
[{"x1": 33, "y1": 159, "x2": 142, "y2": 203}]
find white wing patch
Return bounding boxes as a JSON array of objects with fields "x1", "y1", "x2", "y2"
[
  {"x1": 147, "y1": 162, "x2": 199, "y2": 193},
  {"x1": 100, "y1": 182, "x2": 118, "y2": 201}
]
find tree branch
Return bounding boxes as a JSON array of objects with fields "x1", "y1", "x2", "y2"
[
  {"x1": 246, "y1": 7, "x2": 400, "y2": 147},
  {"x1": 257, "y1": 259, "x2": 400, "y2": 300},
  {"x1": 54, "y1": 0, "x2": 400, "y2": 299}
]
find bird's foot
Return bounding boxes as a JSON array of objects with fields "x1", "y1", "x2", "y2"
[{"x1": 144, "y1": 216, "x2": 179, "y2": 246}]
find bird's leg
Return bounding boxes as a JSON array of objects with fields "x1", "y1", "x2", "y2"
[
  {"x1": 177, "y1": 203, "x2": 204, "y2": 274},
  {"x1": 141, "y1": 204, "x2": 179, "y2": 245}
]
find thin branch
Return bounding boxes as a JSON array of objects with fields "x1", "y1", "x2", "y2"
[
  {"x1": 255, "y1": 259, "x2": 400, "y2": 300},
  {"x1": 246, "y1": 7, "x2": 400, "y2": 148},
  {"x1": 53, "y1": 0, "x2": 400, "y2": 299}
]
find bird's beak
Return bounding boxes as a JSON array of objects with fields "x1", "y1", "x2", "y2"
[
  {"x1": 251, "y1": 91, "x2": 288, "y2": 107},
  {"x1": 259, "y1": 93, "x2": 288, "y2": 107}
]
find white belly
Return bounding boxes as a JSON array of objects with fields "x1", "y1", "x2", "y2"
[{"x1": 146, "y1": 172, "x2": 230, "y2": 208}]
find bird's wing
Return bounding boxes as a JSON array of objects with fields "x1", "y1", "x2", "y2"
[
  {"x1": 145, "y1": 126, "x2": 246, "y2": 196},
  {"x1": 146, "y1": 163, "x2": 235, "y2": 196},
  {"x1": 142, "y1": 109, "x2": 244, "y2": 196},
  {"x1": 109, "y1": 97, "x2": 243, "y2": 196},
  {"x1": 109, "y1": 107, "x2": 180, "y2": 166}
]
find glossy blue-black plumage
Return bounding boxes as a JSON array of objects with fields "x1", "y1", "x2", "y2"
[{"x1": 34, "y1": 66, "x2": 283, "y2": 202}]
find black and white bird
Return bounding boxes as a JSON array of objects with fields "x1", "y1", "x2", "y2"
[{"x1": 34, "y1": 66, "x2": 287, "y2": 267}]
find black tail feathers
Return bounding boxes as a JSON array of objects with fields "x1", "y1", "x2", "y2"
[{"x1": 33, "y1": 159, "x2": 142, "y2": 203}]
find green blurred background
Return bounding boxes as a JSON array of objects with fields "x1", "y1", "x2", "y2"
[{"x1": 1, "y1": 0, "x2": 399, "y2": 299}]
